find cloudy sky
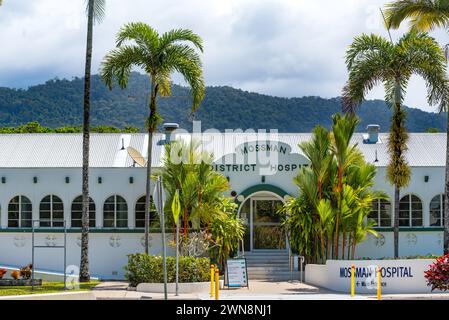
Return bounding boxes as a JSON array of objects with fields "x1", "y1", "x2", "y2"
[{"x1": 0, "y1": 0, "x2": 448, "y2": 112}]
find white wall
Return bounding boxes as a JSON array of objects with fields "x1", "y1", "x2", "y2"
[
  {"x1": 0, "y1": 155, "x2": 446, "y2": 279},
  {"x1": 0, "y1": 167, "x2": 155, "y2": 229},
  {"x1": 306, "y1": 259, "x2": 438, "y2": 294},
  {"x1": 0, "y1": 232, "x2": 174, "y2": 280}
]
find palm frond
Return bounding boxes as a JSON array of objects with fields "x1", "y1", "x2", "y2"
[
  {"x1": 342, "y1": 39, "x2": 393, "y2": 113},
  {"x1": 85, "y1": 0, "x2": 106, "y2": 24},
  {"x1": 100, "y1": 45, "x2": 147, "y2": 89},
  {"x1": 159, "y1": 29, "x2": 204, "y2": 52},
  {"x1": 164, "y1": 44, "x2": 205, "y2": 111},
  {"x1": 385, "y1": 0, "x2": 449, "y2": 31},
  {"x1": 115, "y1": 22, "x2": 159, "y2": 56}
]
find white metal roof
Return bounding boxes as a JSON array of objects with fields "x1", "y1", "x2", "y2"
[{"x1": 0, "y1": 132, "x2": 445, "y2": 168}]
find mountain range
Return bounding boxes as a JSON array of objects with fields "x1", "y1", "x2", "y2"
[{"x1": 0, "y1": 72, "x2": 446, "y2": 133}]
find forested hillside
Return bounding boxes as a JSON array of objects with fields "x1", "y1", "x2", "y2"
[{"x1": 0, "y1": 72, "x2": 446, "y2": 132}]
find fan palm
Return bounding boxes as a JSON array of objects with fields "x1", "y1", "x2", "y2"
[
  {"x1": 342, "y1": 31, "x2": 449, "y2": 257},
  {"x1": 384, "y1": 0, "x2": 449, "y2": 255},
  {"x1": 80, "y1": 0, "x2": 105, "y2": 283},
  {"x1": 101, "y1": 23, "x2": 205, "y2": 254}
]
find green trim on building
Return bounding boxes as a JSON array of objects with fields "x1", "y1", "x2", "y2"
[
  {"x1": 236, "y1": 184, "x2": 290, "y2": 205},
  {"x1": 373, "y1": 227, "x2": 444, "y2": 232},
  {"x1": 0, "y1": 228, "x2": 171, "y2": 234}
]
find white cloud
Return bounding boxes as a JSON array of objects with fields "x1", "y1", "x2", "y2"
[{"x1": 0, "y1": 0, "x2": 447, "y2": 112}]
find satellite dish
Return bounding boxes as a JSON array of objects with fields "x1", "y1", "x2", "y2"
[{"x1": 127, "y1": 147, "x2": 147, "y2": 167}]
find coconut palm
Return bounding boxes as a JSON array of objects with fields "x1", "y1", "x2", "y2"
[
  {"x1": 384, "y1": 0, "x2": 449, "y2": 255},
  {"x1": 342, "y1": 31, "x2": 449, "y2": 257},
  {"x1": 101, "y1": 23, "x2": 205, "y2": 254},
  {"x1": 80, "y1": 0, "x2": 105, "y2": 283}
]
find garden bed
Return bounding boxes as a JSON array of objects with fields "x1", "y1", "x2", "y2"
[{"x1": 0, "y1": 279, "x2": 42, "y2": 287}]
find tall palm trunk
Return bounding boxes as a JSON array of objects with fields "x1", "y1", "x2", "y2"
[
  {"x1": 144, "y1": 82, "x2": 157, "y2": 255},
  {"x1": 392, "y1": 101, "x2": 403, "y2": 259},
  {"x1": 394, "y1": 185, "x2": 400, "y2": 258},
  {"x1": 79, "y1": 2, "x2": 94, "y2": 283},
  {"x1": 334, "y1": 167, "x2": 343, "y2": 260},
  {"x1": 444, "y1": 112, "x2": 449, "y2": 255}
]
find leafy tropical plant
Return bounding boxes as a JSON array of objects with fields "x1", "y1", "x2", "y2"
[
  {"x1": 280, "y1": 113, "x2": 385, "y2": 263},
  {"x1": 330, "y1": 113, "x2": 364, "y2": 259},
  {"x1": 210, "y1": 198, "x2": 245, "y2": 270},
  {"x1": 342, "y1": 31, "x2": 449, "y2": 258},
  {"x1": 80, "y1": 0, "x2": 106, "y2": 283},
  {"x1": 125, "y1": 254, "x2": 210, "y2": 286},
  {"x1": 424, "y1": 254, "x2": 449, "y2": 291},
  {"x1": 101, "y1": 23, "x2": 205, "y2": 254},
  {"x1": 160, "y1": 139, "x2": 243, "y2": 268},
  {"x1": 161, "y1": 140, "x2": 230, "y2": 236},
  {"x1": 384, "y1": 0, "x2": 449, "y2": 256}
]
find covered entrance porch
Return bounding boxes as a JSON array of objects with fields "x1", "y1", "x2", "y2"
[
  {"x1": 236, "y1": 185, "x2": 299, "y2": 281},
  {"x1": 237, "y1": 184, "x2": 290, "y2": 253}
]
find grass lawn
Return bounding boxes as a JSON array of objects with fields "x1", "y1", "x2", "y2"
[{"x1": 0, "y1": 281, "x2": 100, "y2": 296}]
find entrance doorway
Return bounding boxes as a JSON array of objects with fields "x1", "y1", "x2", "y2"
[{"x1": 239, "y1": 194, "x2": 286, "y2": 252}]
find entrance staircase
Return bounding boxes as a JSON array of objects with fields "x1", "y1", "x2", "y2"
[{"x1": 244, "y1": 250, "x2": 301, "y2": 281}]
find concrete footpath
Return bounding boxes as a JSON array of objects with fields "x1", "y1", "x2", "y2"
[
  {"x1": 91, "y1": 281, "x2": 449, "y2": 300},
  {"x1": 1, "y1": 281, "x2": 448, "y2": 300}
]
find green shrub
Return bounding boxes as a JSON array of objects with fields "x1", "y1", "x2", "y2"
[{"x1": 125, "y1": 254, "x2": 210, "y2": 287}]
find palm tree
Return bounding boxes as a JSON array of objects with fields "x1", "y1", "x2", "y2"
[
  {"x1": 329, "y1": 113, "x2": 363, "y2": 259},
  {"x1": 161, "y1": 140, "x2": 229, "y2": 236},
  {"x1": 101, "y1": 23, "x2": 205, "y2": 254},
  {"x1": 80, "y1": 0, "x2": 105, "y2": 283},
  {"x1": 280, "y1": 114, "x2": 383, "y2": 263},
  {"x1": 384, "y1": 0, "x2": 449, "y2": 255},
  {"x1": 342, "y1": 31, "x2": 449, "y2": 257}
]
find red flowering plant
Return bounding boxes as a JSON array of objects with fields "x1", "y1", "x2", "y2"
[{"x1": 424, "y1": 255, "x2": 449, "y2": 292}]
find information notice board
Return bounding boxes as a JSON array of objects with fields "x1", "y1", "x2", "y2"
[{"x1": 225, "y1": 258, "x2": 249, "y2": 288}]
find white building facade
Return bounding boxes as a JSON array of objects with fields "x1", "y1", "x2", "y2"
[{"x1": 0, "y1": 128, "x2": 446, "y2": 279}]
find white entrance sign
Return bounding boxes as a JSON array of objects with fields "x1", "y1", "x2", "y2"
[
  {"x1": 305, "y1": 259, "x2": 441, "y2": 294},
  {"x1": 226, "y1": 258, "x2": 249, "y2": 288}
]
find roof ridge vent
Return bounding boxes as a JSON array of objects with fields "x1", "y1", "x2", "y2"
[
  {"x1": 364, "y1": 124, "x2": 380, "y2": 144},
  {"x1": 163, "y1": 123, "x2": 179, "y2": 144}
]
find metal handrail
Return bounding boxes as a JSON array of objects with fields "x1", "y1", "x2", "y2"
[{"x1": 299, "y1": 255, "x2": 305, "y2": 283}]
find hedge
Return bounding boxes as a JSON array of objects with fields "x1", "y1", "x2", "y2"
[{"x1": 125, "y1": 254, "x2": 210, "y2": 287}]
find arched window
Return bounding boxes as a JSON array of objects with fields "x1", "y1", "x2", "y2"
[
  {"x1": 103, "y1": 195, "x2": 128, "y2": 228},
  {"x1": 135, "y1": 196, "x2": 159, "y2": 229},
  {"x1": 8, "y1": 196, "x2": 32, "y2": 228},
  {"x1": 368, "y1": 199, "x2": 392, "y2": 227},
  {"x1": 71, "y1": 196, "x2": 96, "y2": 228},
  {"x1": 430, "y1": 194, "x2": 445, "y2": 227},
  {"x1": 39, "y1": 195, "x2": 64, "y2": 227},
  {"x1": 399, "y1": 195, "x2": 423, "y2": 227}
]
